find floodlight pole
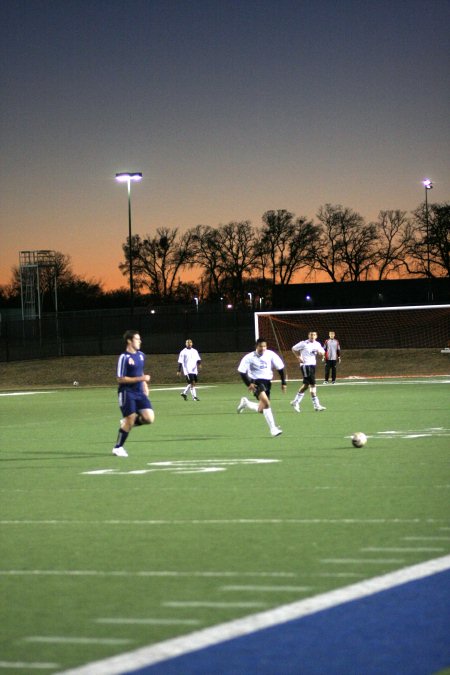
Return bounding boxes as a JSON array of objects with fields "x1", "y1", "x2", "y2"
[
  {"x1": 115, "y1": 172, "x2": 143, "y2": 315},
  {"x1": 422, "y1": 179, "x2": 433, "y2": 279}
]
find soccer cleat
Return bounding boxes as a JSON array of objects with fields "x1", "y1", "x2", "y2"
[
  {"x1": 315, "y1": 405, "x2": 327, "y2": 411},
  {"x1": 193, "y1": 396, "x2": 200, "y2": 401},
  {"x1": 112, "y1": 446, "x2": 128, "y2": 457},
  {"x1": 323, "y1": 380, "x2": 329, "y2": 384},
  {"x1": 271, "y1": 427, "x2": 283, "y2": 437},
  {"x1": 290, "y1": 400, "x2": 301, "y2": 413},
  {"x1": 237, "y1": 397, "x2": 248, "y2": 413},
  {"x1": 180, "y1": 392, "x2": 187, "y2": 401}
]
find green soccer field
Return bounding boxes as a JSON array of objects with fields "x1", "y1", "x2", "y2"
[{"x1": 1, "y1": 378, "x2": 449, "y2": 673}]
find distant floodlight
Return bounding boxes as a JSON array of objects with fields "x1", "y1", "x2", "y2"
[
  {"x1": 422, "y1": 178, "x2": 433, "y2": 280},
  {"x1": 115, "y1": 172, "x2": 143, "y2": 183},
  {"x1": 115, "y1": 171, "x2": 142, "y2": 315}
]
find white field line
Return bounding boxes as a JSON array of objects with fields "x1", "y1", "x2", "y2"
[
  {"x1": 0, "y1": 570, "x2": 295, "y2": 578},
  {"x1": 321, "y1": 558, "x2": 405, "y2": 564},
  {"x1": 220, "y1": 585, "x2": 312, "y2": 592},
  {"x1": 0, "y1": 663, "x2": 59, "y2": 670},
  {"x1": 360, "y1": 547, "x2": 445, "y2": 553},
  {"x1": 95, "y1": 618, "x2": 201, "y2": 626},
  {"x1": 163, "y1": 602, "x2": 267, "y2": 608},
  {"x1": 25, "y1": 637, "x2": 132, "y2": 645},
  {"x1": 0, "y1": 391, "x2": 56, "y2": 397},
  {"x1": 56, "y1": 555, "x2": 450, "y2": 675},
  {"x1": 403, "y1": 536, "x2": 450, "y2": 541},
  {"x1": 1, "y1": 518, "x2": 448, "y2": 525}
]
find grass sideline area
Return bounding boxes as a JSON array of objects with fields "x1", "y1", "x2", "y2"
[
  {"x1": 0, "y1": 348, "x2": 449, "y2": 390},
  {"x1": 0, "y1": 378, "x2": 449, "y2": 673}
]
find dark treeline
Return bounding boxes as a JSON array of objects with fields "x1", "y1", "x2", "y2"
[{"x1": 1, "y1": 202, "x2": 448, "y2": 312}]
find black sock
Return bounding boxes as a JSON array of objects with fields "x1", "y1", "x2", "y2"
[{"x1": 115, "y1": 429, "x2": 129, "y2": 447}]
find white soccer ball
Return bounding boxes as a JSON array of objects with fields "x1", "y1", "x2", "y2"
[
  {"x1": 351, "y1": 432, "x2": 367, "y2": 448},
  {"x1": 73, "y1": 381, "x2": 79, "y2": 387}
]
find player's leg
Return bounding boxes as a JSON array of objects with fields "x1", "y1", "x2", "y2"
[
  {"x1": 310, "y1": 379, "x2": 326, "y2": 411},
  {"x1": 190, "y1": 374, "x2": 200, "y2": 401},
  {"x1": 113, "y1": 393, "x2": 136, "y2": 457},
  {"x1": 136, "y1": 394, "x2": 155, "y2": 424},
  {"x1": 181, "y1": 375, "x2": 190, "y2": 400},
  {"x1": 291, "y1": 373, "x2": 308, "y2": 412},
  {"x1": 331, "y1": 360, "x2": 337, "y2": 383},
  {"x1": 257, "y1": 384, "x2": 282, "y2": 436}
]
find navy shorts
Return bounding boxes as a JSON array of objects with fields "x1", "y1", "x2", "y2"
[
  {"x1": 185, "y1": 373, "x2": 198, "y2": 384},
  {"x1": 119, "y1": 390, "x2": 152, "y2": 417},
  {"x1": 253, "y1": 379, "x2": 272, "y2": 400},
  {"x1": 301, "y1": 365, "x2": 316, "y2": 386}
]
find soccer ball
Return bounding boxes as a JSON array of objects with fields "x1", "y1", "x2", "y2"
[
  {"x1": 73, "y1": 381, "x2": 79, "y2": 387},
  {"x1": 351, "y1": 432, "x2": 367, "y2": 448}
]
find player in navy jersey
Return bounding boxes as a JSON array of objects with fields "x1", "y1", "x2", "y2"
[
  {"x1": 237, "y1": 338, "x2": 286, "y2": 437},
  {"x1": 112, "y1": 330, "x2": 155, "y2": 457}
]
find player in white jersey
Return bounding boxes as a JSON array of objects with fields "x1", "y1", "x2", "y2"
[
  {"x1": 290, "y1": 331, "x2": 326, "y2": 412},
  {"x1": 237, "y1": 338, "x2": 286, "y2": 437},
  {"x1": 177, "y1": 339, "x2": 202, "y2": 401}
]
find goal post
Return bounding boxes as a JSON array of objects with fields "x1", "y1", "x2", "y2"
[{"x1": 254, "y1": 305, "x2": 450, "y2": 352}]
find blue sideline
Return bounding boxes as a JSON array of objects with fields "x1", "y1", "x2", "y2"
[{"x1": 127, "y1": 569, "x2": 450, "y2": 675}]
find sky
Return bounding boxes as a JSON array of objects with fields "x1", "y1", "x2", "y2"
[{"x1": 1, "y1": 0, "x2": 449, "y2": 290}]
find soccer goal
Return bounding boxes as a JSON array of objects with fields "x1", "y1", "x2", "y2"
[{"x1": 255, "y1": 305, "x2": 450, "y2": 352}]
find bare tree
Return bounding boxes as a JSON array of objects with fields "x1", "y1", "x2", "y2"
[
  {"x1": 215, "y1": 221, "x2": 259, "y2": 305},
  {"x1": 189, "y1": 225, "x2": 227, "y2": 299},
  {"x1": 404, "y1": 202, "x2": 450, "y2": 277},
  {"x1": 257, "y1": 210, "x2": 319, "y2": 285},
  {"x1": 313, "y1": 204, "x2": 378, "y2": 281},
  {"x1": 372, "y1": 210, "x2": 414, "y2": 279},
  {"x1": 119, "y1": 227, "x2": 196, "y2": 302}
]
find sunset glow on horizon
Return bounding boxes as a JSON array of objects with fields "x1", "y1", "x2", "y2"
[{"x1": 1, "y1": 0, "x2": 448, "y2": 292}]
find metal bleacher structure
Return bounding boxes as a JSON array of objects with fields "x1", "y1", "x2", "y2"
[{"x1": 19, "y1": 250, "x2": 58, "y2": 321}]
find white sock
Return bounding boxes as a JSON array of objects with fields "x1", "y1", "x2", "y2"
[
  {"x1": 191, "y1": 387, "x2": 197, "y2": 398},
  {"x1": 312, "y1": 394, "x2": 320, "y2": 408},
  {"x1": 263, "y1": 408, "x2": 276, "y2": 429},
  {"x1": 183, "y1": 386, "x2": 189, "y2": 394},
  {"x1": 246, "y1": 399, "x2": 259, "y2": 411},
  {"x1": 296, "y1": 392, "x2": 305, "y2": 404}
]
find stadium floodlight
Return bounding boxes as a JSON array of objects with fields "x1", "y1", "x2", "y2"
[
  {"x1": 115, "y1": 172, "x2": 143, "y2": 315},
  {"x1": 194, "y1": 296, "x2": 199, "y2": 311},
  {"x1": 422, "y1": 178, "x2": 433, "y2": 280}
]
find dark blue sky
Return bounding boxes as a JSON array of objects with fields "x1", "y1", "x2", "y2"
[{"x1": 1, "y1": 0, "x2": 449, "y2": 288}]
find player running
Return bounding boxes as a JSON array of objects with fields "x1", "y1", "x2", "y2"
[
  {"x1": 112, "y1": 330, "x2": 155, "y2": 457},
  {"x1": 290, "y1": 331, "x2": 326, "y2": 412},
  {"x1": 237, "y1": 338, "x2": 286, "y2": 437}
]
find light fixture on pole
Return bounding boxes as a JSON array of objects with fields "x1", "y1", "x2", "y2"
[
  {"x1": 422, "y1": 178, "x2": 433, "y2": 278},
  {"x1": 115, "y1": 172, "x2": 143, "y2": 314}
]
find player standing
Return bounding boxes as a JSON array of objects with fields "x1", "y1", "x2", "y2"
[
  {"x1": 112, "y1": 330, "x2": 155, "y2": 457},
  {"x1": 237, "y1": 338, "x2": 286, "y2": 437},
  {"x1": 323, "y1": 330, "x2": 341, "y2": 384},
  {"x1": 290, "y1": 331, "x2": 326, "y2": 412},
  {"x1": 177, "y1": 339, "x2": 202, "y2": 401}
]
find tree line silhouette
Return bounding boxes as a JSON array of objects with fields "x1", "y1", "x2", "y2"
[{"x1": 1, "y1": 202, "x2": 448, "y2": 312}]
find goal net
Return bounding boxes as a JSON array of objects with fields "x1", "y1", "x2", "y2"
[{"x1": 255, "y1": 305, "x2": 450, "y2": 352}]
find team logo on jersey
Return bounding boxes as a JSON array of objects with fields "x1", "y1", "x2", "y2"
[{"x1": 128, "y1": 357, "x2": 135, "y2": 366}]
